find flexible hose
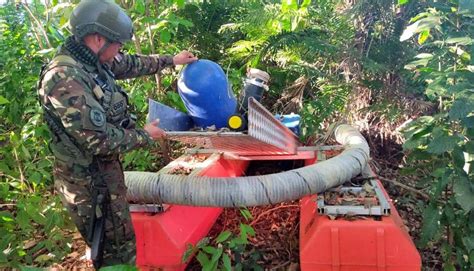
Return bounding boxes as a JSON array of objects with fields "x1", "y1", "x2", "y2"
[{"x1": 125, "y1": 124, "x2": 369, "y2": 207}]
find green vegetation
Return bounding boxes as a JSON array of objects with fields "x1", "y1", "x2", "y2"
[
  {"x1": 0, "y1": 0, "x2": 472, "y2": 270},
  {"x1": 400, "y1": 1, "x2": 474, "y2": 269},
  {"x1": 183, "y1": 208, "x2": 262, "y2": 271}
]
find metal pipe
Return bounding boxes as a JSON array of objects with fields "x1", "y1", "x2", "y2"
[{"x1": 125, "y1": 124, "x2": 370, "y2": 207}]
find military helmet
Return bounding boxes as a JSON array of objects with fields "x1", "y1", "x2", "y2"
[{"x1": 70, "y1": 0, "x2": 133, "y2": 43}]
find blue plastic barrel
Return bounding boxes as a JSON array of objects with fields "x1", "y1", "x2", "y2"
[{"x1": 177, "y1": 60, "x2": 237, "y2": 129}]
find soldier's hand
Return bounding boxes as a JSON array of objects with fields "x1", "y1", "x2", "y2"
[
  {"x1": 173, "y1": 50, "x2": 198, "y2": 65},
  {"x1": 144, "y1": 120, "x2": 166, "y2": 140}
]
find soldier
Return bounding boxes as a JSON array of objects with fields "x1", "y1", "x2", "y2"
[{"x1": 37, "y1": 0, "x2": 197, "y2": 268}]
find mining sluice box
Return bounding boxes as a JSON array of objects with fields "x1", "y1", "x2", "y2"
[{"x1": 129, "y1": 98, "x2": 421, "y2": 270}]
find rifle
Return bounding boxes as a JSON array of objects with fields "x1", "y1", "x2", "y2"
[{"x1": 87, "y1": 161, "x2": 109, "y2": 269}]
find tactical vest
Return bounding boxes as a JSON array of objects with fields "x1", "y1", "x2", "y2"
[{"x1": 38, "y1": 54, "x2": 134, "y2": 166}]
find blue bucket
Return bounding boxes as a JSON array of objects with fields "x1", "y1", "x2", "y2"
[{"x1": 177, "y1": 60, "x2": 237, "y2": 129}]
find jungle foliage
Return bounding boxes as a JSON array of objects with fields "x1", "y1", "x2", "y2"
[
  {"x1": 0, "y1": 0, "x2": 472, "y2": 270},
  {"x1": 400, "y1": 0, "x2": 474, "y2": 269},
  {"x1": 183, "y1": 208, "x2": 262, "y2": 271}
]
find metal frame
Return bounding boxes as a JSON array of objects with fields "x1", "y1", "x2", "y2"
[
  {"x1": 185, "y1": 145, "x2": 344, "y2": 161},
  {"x1": 317, "y1": 180, "x2": 391, "y2": 216},
  {"x1": 130, "y1": 204, "x2": 167, "y2": 213}
]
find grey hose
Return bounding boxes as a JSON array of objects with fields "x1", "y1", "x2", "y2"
[{"x1": 125, "y1": 124, "x2": 370, "y2": 207}]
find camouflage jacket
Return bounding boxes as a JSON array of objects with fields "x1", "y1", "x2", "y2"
[{"x1": 38, "y1": 39, "x2": 174, "y2": 168}]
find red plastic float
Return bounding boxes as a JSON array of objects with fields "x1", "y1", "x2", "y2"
[
  {"x1": 131, "y1": 155, "x2": 248, "y2": 270},
  {"x1": 299, "y1": 181, "x2": 421, "y2": 271}
]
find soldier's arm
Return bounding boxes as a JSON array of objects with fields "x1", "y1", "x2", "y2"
[
  {"x1": 45, "y1": 68, "x2": 153, "y2": 156},
  {"x1": 110, "y1": 53, "x2": 174, "y2": 79}
]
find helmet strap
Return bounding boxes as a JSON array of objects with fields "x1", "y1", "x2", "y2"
[
  {"x1": 97, "y1": 40, "x2": 111, "y2": 63},
  {"x1": 95, "y1": 40, "x2": 112, "y2": 74}
]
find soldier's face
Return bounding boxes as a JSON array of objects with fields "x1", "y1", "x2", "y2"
[
  {"x1": 84, "y1": 34, "x2": 124, "y2": 64},
  {"x1": 99, "y1": 42, "x2": 123, "y2": 64}
]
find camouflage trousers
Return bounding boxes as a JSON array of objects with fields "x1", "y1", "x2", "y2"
[{"x1": 53, "y1": 158, "x2": 136, "y2": 267}]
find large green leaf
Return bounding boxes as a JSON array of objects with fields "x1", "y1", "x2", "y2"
[
  {"x1": 403, "y1": 116, "x2": 434, "y2": 134},
  {"x1": 201, "y1": 246, "x2": 216, "y2": 255},
  {"x1": 182, "y1": 243, "x2": 195, "y2": 263},
  {"x1": 443, "y1": 204, "x2": 456, "y2": 222},
  {"x1": 462, "y1": 116, "x2": 474, "y2": 128},
  {"x1": 16, "y1": 209, "x2": 32, "y2": 230},
  {"x1": 134, "y1": 0, "x2": 145, "y2": 15},
  {"x1": 466, "y1": 141, "x2": 474, "y2": 154},
  {"x1": 404, "y1": 58, "x2": 430, "y2": 70},
  {"x1": 449, "y1": 96, "x2": 474, "y2": 120},
  {"x1": 419, "y1": 204, "x2": 441, "y2": 246},
  {"x1": 409, "y1": 12, "x2": 429, "y2": 23},
  {"x1": 453, "y1": 146, "x2": 465, "y2": 169},
  {"x1": 464, "y1": 235, "x2": 474, "y2": 251},
  {"x1": 445, "y1": 37, "x2": 473, "y2": 46},
  {"x1": 210, "y1": 247, "x2": 223, "y2": 266},
  {"x1": 175, "y1": 0, "x2": 185, "y2": 9},
  {"x1": 0, "y1": 95, "x2": 9, "y2": 105},
  {"x1": 0, "y1": 234, "x2": 15, "y2": 254},
  {"x1": 34, "y1": 254, "x2": 53, "y2": 264},
  {"x1": 160, "y1": 29, "x2": 171, "y2": 44},
  {"x1": 460, "y1": 0, "x2": 474, "y2": 13},
  {"x1": 454, "y1": 176, "x2": 474, "y2": 212},
  {"x1": 433, "y1": 169, "x2": 451, "y2": 198},
  {"x1": 240, "y1": 223, "x2": 255, "y2": 238},
  {"x1": 427, "y1": 130, "x2": 459, "y2": 154},
  {"x1": 0, "y1": 211, "x2": 14, "y2": 223},
  {"x1": 400, "y1": 16, "x2": 441, "y2": 42},
  {"x1": 215, "y1": 230, "x2": 232, "y2": 243},
  {"x1": 239, "y1": 208, "x2": 253, "y2": 221},
  {"x1": 25, "y1": 204, "x2": 47, "y2": 226},
  {"x1": 196, "y1": 251, "x2": 210, "y2": 269},
  {"x1": 414, "y1": 53, "x2": 433, "y2": 59},
  {"x1": 196, "y1": 237, "x2": 210, "y2": 249},
  {"x1": 222, "y1": 253, "x2": 232, "y2": 271}
]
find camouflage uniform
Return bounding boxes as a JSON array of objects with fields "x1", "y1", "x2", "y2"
[{"x1": 37, "y1": 36, "x2": 174, "y2": 266}]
